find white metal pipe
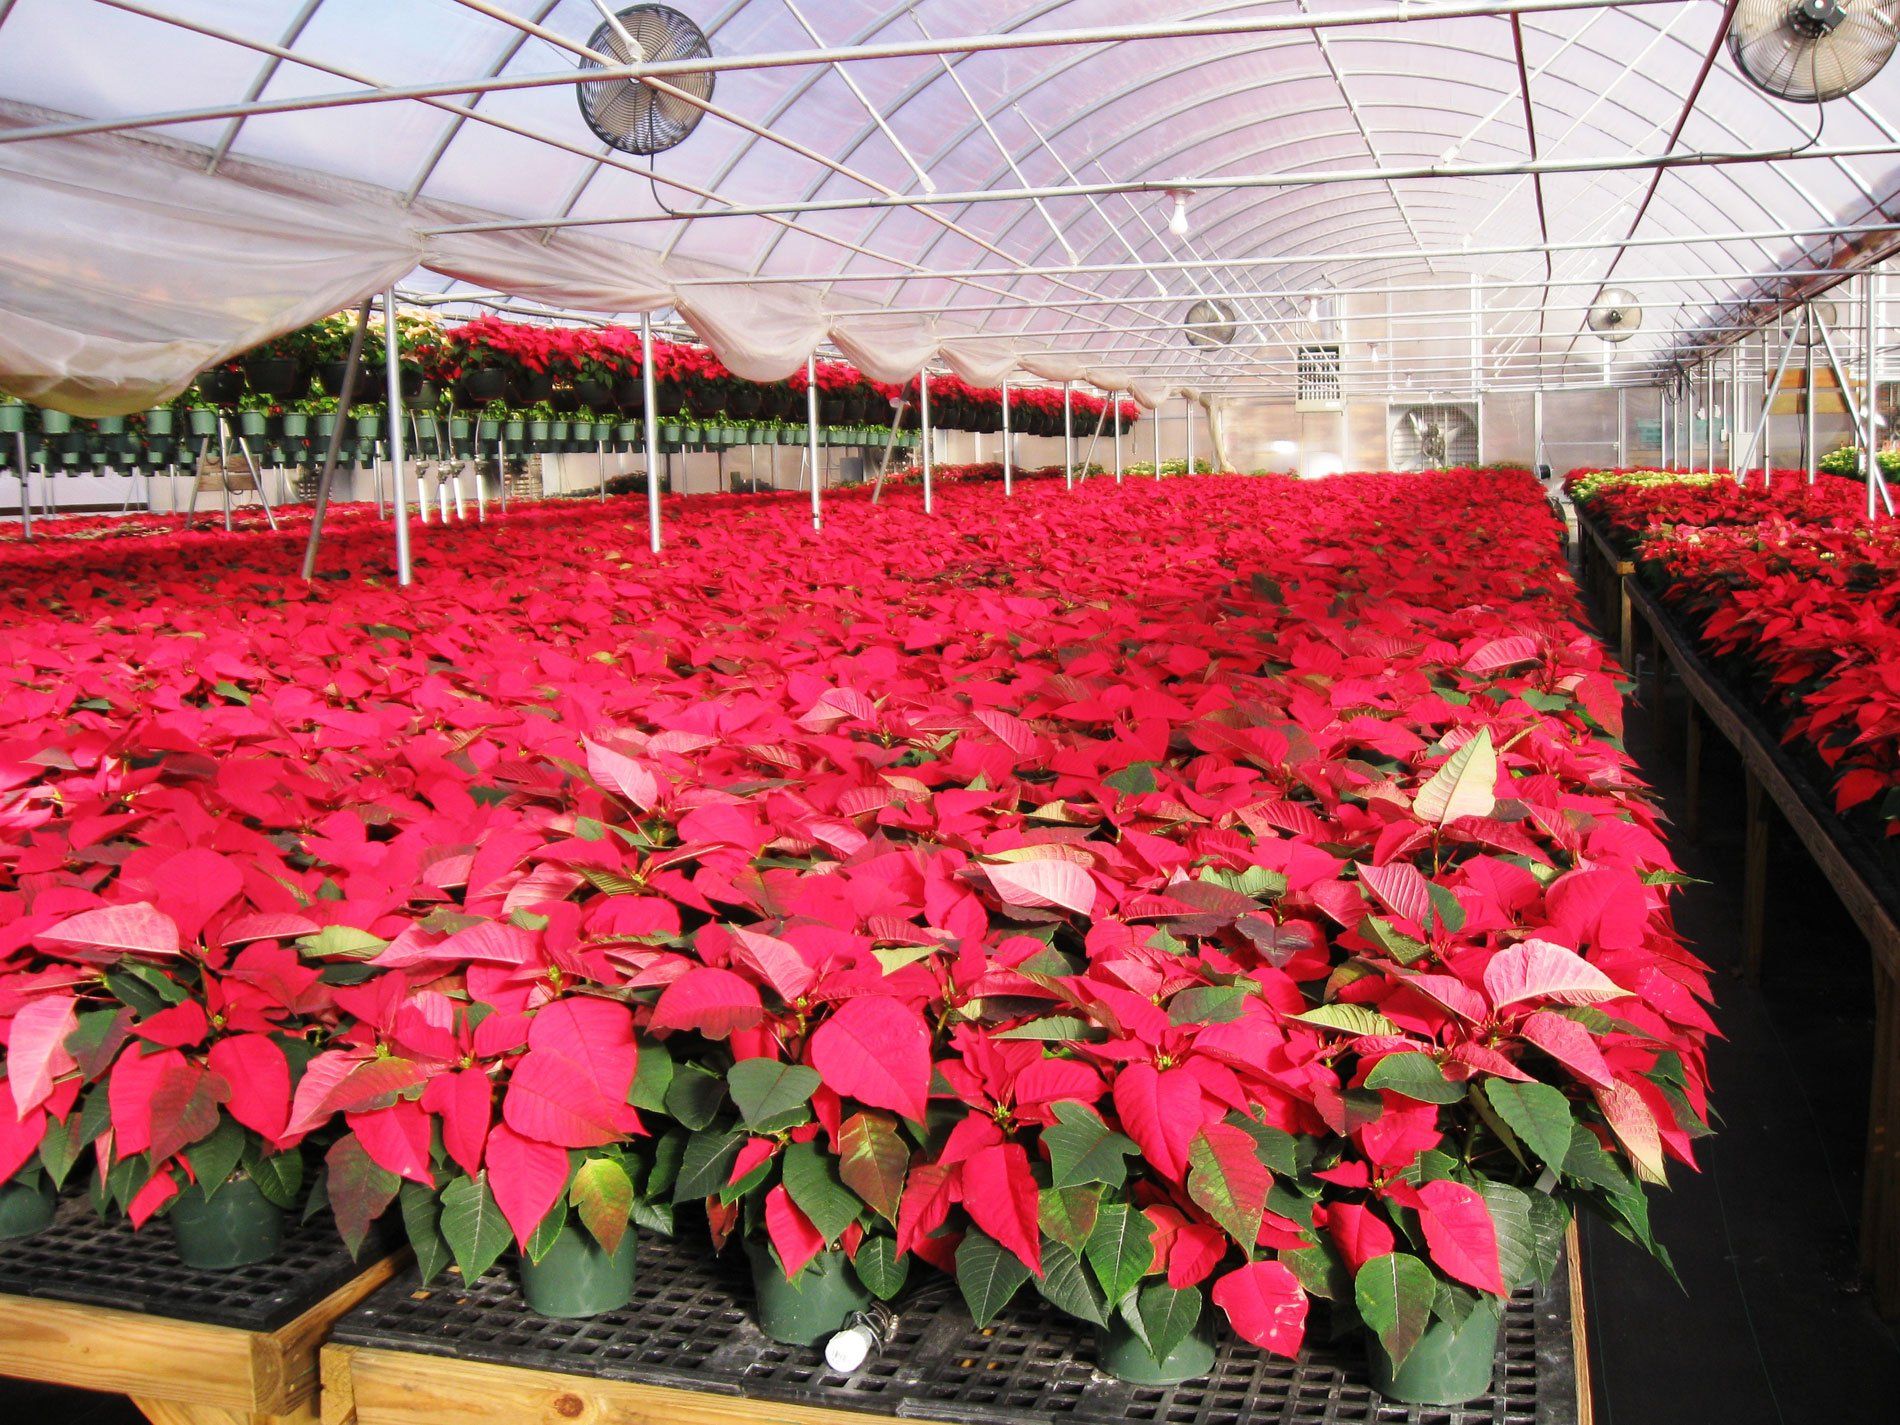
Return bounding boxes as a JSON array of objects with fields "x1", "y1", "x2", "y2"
[
  {"x1": 1001, "y1": 381, "x2": 1013, "y2": 497},
  {"x1": 783, "y1": 0, "x2": 936, "y2": 194},
  {"x1": 1063, "y1": 383, "x2": 1074, "y2": 491},
  {"x1": 1185, "y1": 396, "x2": 1196, "y2": 474},
  {"x1": 920, "y1": 368, "x2": 934, "y2": 515},
  {"x1": 806, "y1": 356, "x2": 822, "y2": 532},
  {"x1": 641, "y1": 312, "x2": 661, "y2": 553},
  {"x1": 384, "y1": 289, "x2": 413, "y2": 587}
]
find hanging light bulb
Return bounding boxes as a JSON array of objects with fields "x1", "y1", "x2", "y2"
[{"x1": 1167, "y1": 189, "x2": 1190, "y2": 238}]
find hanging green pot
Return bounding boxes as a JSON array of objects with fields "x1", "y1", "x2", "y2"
[
  {"x1": 170, "y1": 1177, "x2": 285, "y2": 1271},
  {"x1": 518, "y1": 1224, "x2": 637, "y2": 1319},
  {"x1": 549, "y1": 420, "x2": 572, "y2": 442},
  {"x1": 478, "y1": 417, "x2": 502, "y2": 441},
  {"x1": 143, "y1": 406, "x2": 175, "y2": 437},
  {"x1": 744, "y1": 1239, "x2": 871, "y2": 1347},
  {"x1": 38, "y1": 408, "x2": 72, "y2": 435},
  {"x1": 280, "y1": 412, "x2": 309, "y2": 440},
  {"x1": 412, "y1": 412, "x2": 437, "y2": 441},
  {"x1": 1365, "y1": 1296, "x2": 1502, "y2": 1406},
  {"x1": 92, "y1": 415, "x2": 125, "y2": 435},
  {"x1": 237, "y1": 411, "x2": 267, "y2": 438},
  {"x1": 526, "y1": 419, "x2": 549, "y2": 444},
  {"x1": 616, "y1": 422, "x2": 639, "y2": 444},
  {"x1": 0, "y1": 1175, "x2": 57, "y2": 1240},
  {"x1": 660, "y1": 423, "x2": 682, "y2": 444},
  {"x1": 354, "y1": 412, "x2": 382, "y2": 441},
  {"x1": 448, "y1": 417, "x2": 471, "y2": 442},
  {"x1": 1094, "y1": 1315, "x2": 1217, "y2": 1385},
  {"x1": 0, "y1": 400, "x2": 26, "y2": 435},
  {"x1": 503, "y1": 419, "x2": 525, "y2": 442},
  {"x1": 188, "y1": 406, "x2": 218, "y2": 438},
  {"x1": 313, "y1": 412, "x2": 339, "y2": 440}
]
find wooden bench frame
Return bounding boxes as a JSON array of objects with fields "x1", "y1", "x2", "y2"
[
  {"x1": 0, "y1": 1254, "x2": 403, "y2": 1425},
  {"x1": 1573, "y1": 506, "x2": 1900, "y2": 1318}
]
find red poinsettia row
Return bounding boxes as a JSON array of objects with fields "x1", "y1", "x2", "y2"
[
  {"x1": 1569, "y1": 468, "x2": 1900, "y2": 833},
  {"x1": 1, "y1": 471, "x2": 1707, "y2": 1371}
]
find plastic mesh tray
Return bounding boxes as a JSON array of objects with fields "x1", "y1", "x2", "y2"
[
  {"x1": 333, "y1": 1226, "x2": 1578, "y2": 1425},
  {"x1": 0, "y1": 1195, "x2": 390, "y2": 1333}
]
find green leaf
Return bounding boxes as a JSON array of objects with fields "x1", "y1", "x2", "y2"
[
  {"x1": 1484, "y1": 1079, "x2": 1577, "y2": 1173},
  {"x1": 673, "y1": 1129, "x2": 746, "y2": 1204},
  {"x1": 399, "y1": 1181, "x2": 453, "y2": 1285},
  {"x1": 570, "y1": 1156, "x2": 635, "y2": 1257},
  {"x1": 440, "y1": 1173, "x2": 513, "y2": 1282},
  {"x1": 324, "y1": 1136, "x2": 398, "y2": 1259},
  {"x1": 1168, "y1": 985, "x2": 1250, "y2": 1025},
  {"x1": 1365, "y1": 1053, "x2": 1465, "y2": 1105},
  {"x1": 1133, "y1": 1282, "x2": 1203, "y2": 1366},
  {"x1": 1433, "y1": 1278, "x2": 1481, "y2": 1329},
  {"x1": 852, "y1": 1235, "x2": 909, "y2": 1299},
  {"x1": 1561, "y1": 1124, "x2": 1634, "y2": 1195},
  {"x1": 1038, "y1": 1184, "x2": 1102, "y2": 1253},
  {"x1": 1290, "y1": 1003, "x2": 1398, "y2": 1037},
  {"x1": 839, "y1": 1112, "x2": 908, "y2": 1223},
  {"x1": 628, "y1": 1039, "x2": 674, "y2": 1112},
  {"x1": 872, "y1": 945, "x2": 940, "y2": 974},
  {"x1": 781, "y1": 1140, "x2": 860, "y2": 1244},
  {"x1": 957, "y1": 1230, "x2": 1032, "y2": 1327},
  {"x1": 1186, "y1": 1124, "x2": 1269, "y2": 1251},
  {"x1": 184, "y1": 1115, "x2": 247, "y2": 1199},
  {"x1": 1483, "y1": 1181, "x2": 1534, "y2": 1292},
  {"x1": 663, "y1": 1062, "x2": 727, "y2": 1130},
  {"x1": 1104, "y1": 762, "x2": 1159, "y2": 795},
  {"x1": 1223, "y1": 1112, "x2": 1300, "y2": 1176},
  {"x1": 65, "y1": 1008, "x2": 133, "y2": 1081},
  {"x1": 1355, "y1": 1253, "x2": 1436, "y2": 1372},
  {"x1": 994, "y1": 1015, "x2": 1097, "y2": 1042},
  {"x1": 1036, "y1": 1238, "x2": 1108, "y2": 1326},
  {"x1": 1084, "y1": 1203, "x2": 1155, "y2": 1303},
  {"x1": 1361, "y1": 917, "x2": 1430, "y2": 966},
  {"x1": 728, "y1": 1060, "x2": 821, "y2": 1133},
  {"x1": 1424, "y1": 883, "x2": 1467, "y2": 935},
  {"x1": 1046, "y1": 1101, "x2": 1137, "y2": 1189},
  {"x1": 1525, "y1": 1191, "x2": 1571, "y2": 1286},
  {"x1": 646, "y1": 1127, "x2": 687, "y2": 1201},
  {"x1": 244, "y1": 1149, "x2": 300, "y2": 1210},
  {"x1": 1280, "y1": 1243, "x2": 1353, "y2": 1302},
  {"x1": 295, "y1": 925, "x2": 389, "y2": 960},
  {"x1": 523, "y1": 1204, "x2": 566, "y2": 1265}
]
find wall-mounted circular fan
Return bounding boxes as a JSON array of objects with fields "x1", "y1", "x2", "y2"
[
  {"x1": 1184, "y1": 299, "x2": 1239, "y2": 348},
  {"x1": 1728, "y1": 0, "x2": 1899, "y2": 103},
  {"x1": 1586, "y1": 288, "x2": 1643, "y2": 343},
  {"x1": 576, "y1": 5, "x2": 714, "y2": 156}
]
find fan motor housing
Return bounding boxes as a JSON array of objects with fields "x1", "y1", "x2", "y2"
[{"x1": 1789, "y1": 0, "x2": 1848, "y2": 36}]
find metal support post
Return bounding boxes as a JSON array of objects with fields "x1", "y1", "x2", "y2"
[
  {"x1": 871, "y1": 400, "x2": 907, "y2": 503},
  {"x1": 1185, "y1": 395, "x2": 1195, "y2": 474},
  {"x1": 1062, "y1": 381, "x2": 1074, "y2": 490},
  {"x1": 805, "y1": 354, "x2": 822, "y2": 532},
  {"x1": 1114, "y1": 403, "x2": 1123, "y2": 483},
  {"x1": 1001, "y1": 381, "x2": 1013, "y2": 496},
  {"x1": 920, "y1": 369, "x2": 934, "y2": 514},
  {"x1": 641, "y1": 312, "x2": 662, "y2": 553},
  {"x1": 12, "y1": 431, "x2": 30, "y2": 539},
  {"x1": 384, "y1": 287, "x2": 413, "y2": 586},
  {"x1": 1804, "y1": 304, "x2": 1818, "y2": 483}
]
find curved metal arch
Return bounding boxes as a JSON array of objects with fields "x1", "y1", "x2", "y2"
[
  {"x1": 206, "y1": 0, "x2": 324, "y2": 173},
  {"x1": 402, "y1": 0, "x2": 563, "y2": 204}
]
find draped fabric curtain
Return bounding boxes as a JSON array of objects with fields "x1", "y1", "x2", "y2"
[{"x1": 0, "y1": 102, "x2": 1166, "y2": 417}]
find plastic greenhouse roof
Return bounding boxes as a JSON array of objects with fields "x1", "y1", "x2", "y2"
[{"x1": 1, "y1": 0, "x2": 1897, "y2": 403}]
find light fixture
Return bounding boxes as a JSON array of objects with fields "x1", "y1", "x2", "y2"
[{"x1": 1166, "y1": 189, "x2": 1191, "y2": 238}]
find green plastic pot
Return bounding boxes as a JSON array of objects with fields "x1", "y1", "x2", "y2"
[
  {"x1": 280, "y1": 412, "x2": 309, "y2": 440},
  {"x1": 412, "y1": 413, "x2": 437, "y2": 441},
  {"x1": 169, "y1": 1177, "x2": 285, "y2": 1271},
  {"x1": 1094, "y1": 1315, "x2": 1217, "y2": 1385},
  {"x1": 503, "y1": 419, "x2": 525, "y2": 442},
  {"x1": 0, "y1": 1177, "x2": 57, "y2": 1239},
  {"x1": 188, "y1": 406, "x2": 218, "y2": 438},
  {"x1": 550, "y1": 421, "x2": 572, "y2": 442},
  {"x1": 526, "y1": 419, "x2": 550, "y2": 443},
  {"x1": 0, "y1": 400, "x2": 26, "y2": 434},
  {"x1": 237, "y1": 410, "x2": 267, "y2": 438},
  {"x1": 661, "y1": 423, "x2": 683, "y2": 443},
  {"x1": 93, "y1": 415, "x2": 125, "y2": 435},
  {"x1": 38, "y1": 408, "x2": 72, "y2": 435},
  {"x1": 518, "y1": 1225, "x2": 637, "y2": 1318},
  {"x1": 744, "y1": 1240, "x2": 871, "y2": 1347},
  {"x1": 616, "y1": 422, "x2": 639, "y2": 444},
  {"x1": 448, "y1": 417, "x2": 471, "y2": 441},
  {"x1": 1366, "y1": 1296, "x2": 1502, "y2": 1406},
  {"x1": 354, "y1": 412, "x2": 382, "y2": 440},
  {"x1": 313, "y1": 412, "x2": 339, "y2": 440},
  {"x1": 143, "y1": 407, "x2": 175, "y2": 437}
]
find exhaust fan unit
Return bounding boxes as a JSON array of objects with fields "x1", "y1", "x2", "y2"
[
  {"x1": 1586, "y1": 289, "x2": 1643, "y2": 343},
  {"x1": 1184, "y1": 299, "x2": 1239, "y2": 348},
  {"x1": 577, "y1": 4, "x2": 714, "y2": 156},
  {"x1": 1728, "y1": 0, "x2": 1898, "y2": 103}
]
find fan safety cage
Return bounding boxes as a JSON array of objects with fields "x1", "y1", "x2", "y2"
[{"x1": 576, "y1": 4, "x2": 715, "y2": 156}]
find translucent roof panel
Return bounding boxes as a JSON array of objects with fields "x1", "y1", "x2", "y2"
[{"x1": 2, "y1": 0, "x2": 1897, "y2": 393}]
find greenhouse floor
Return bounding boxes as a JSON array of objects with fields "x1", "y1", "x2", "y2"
[{"x1": 1579, "y1": 650, "x2": 1900, "y2": 1424}]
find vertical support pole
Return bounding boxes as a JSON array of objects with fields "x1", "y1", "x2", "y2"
[
  {"x1": 1001, "y1": 380, "x2": 1013, "y2": 497},
  {"x1": 1618, "y1": 575, "x2": 1633, "y2": 676},
  {"x1": 1741, "y1": 769, "x2": 1769, "y2": 982},
  {"x1": 1184, "y1": 395, "x2": 1195, "y2": 475},
  {"x1": 1708, "y1": 363, "x2": 1718, "y2": 471},
  {"x1": 215, "y1": 419, "x2": 233, "y2": 531},
  {"x1": 1616, "y1": 386, "x2": 1627, "y2": 468},
  {"x1": 920, "y1": 368, "x2": 934, "y2": 515},
  {"x1": 1730, "y1": 341, "x2": 1742, "y2": 477},
  {"x1": 1113, "y1": 402, "x2": 1123, "y2": 484},
  {"x1": 1762, "y1": 326, "x2": 1774, "y2": 482},
  {"x1": 1870, "y1": 267, "x2": 1884, "y2": 519},
  {"x1": 1533, "y1": 389, "x2": 1544, "y2": 475},
  {"x1": 1804, "y1": 304, "x2": 1818, "y2": 483},
  {"x1": 12, "y1": 431, "x2": 30, "y2": 540},
  {"x1": 871, "y1": 400, "x2": 906, "y2": 504},
  {"x1": 598, "y1": 438, "x2": 607, "y2": 503},
  {"x1": 805, "y1": 354, "x2": 822, "y2": 532},
  {"x1": 1062, "y1": 382, "x2": 1074, "y2": 491},
  {"x1": 385, "y1": 287, "x2": 413, "y2": 587},
  {"x1": 1154, "y1": 399, "x2": 1163, "y2": 481},
  {"x1": 499, "y1": 433, "x2": 509, "y2": 514},
  {"x1": 640, "y1": 313, "x2": 662, "y2": 554},
  {"x1": 1658, "y1": 388, "x2": 1668, "y2": 468}
]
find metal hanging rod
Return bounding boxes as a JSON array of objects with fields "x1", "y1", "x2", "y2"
[{"x1": 0, "y1": 0, "x2": 1684, "y2": 147}]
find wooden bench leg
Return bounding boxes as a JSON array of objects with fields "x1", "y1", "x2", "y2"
[
  {"x1": 1618, "y1": 579, "x2": 1633, "y2": 675},
  {"x1": 1742, "y1": 770, "x2": 1769, "y2": 982},
  {"x1": 1866, "y1": 967, "x2": 1900, "y2": 1319},
  {"x1": 1647, "y1": 625, "x2": 1668, "y2": 748},
  {"x1": 1684, "y1": 704, "x2": 1703, "y2": 843}
]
